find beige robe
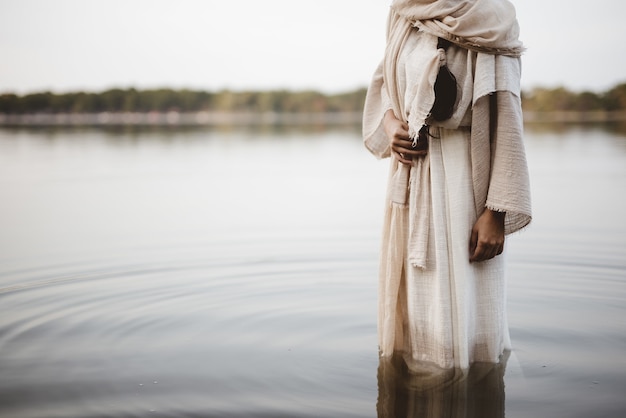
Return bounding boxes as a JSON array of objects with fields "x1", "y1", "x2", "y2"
[{"x1": 363, "y1": 11, "x2": 531, "y2": 370}]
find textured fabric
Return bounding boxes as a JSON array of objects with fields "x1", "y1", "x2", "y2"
[
  {"x1": 363, "y1": 5, "x2": 531, "y2": 370},
  {"x1": 380, "y1": 129, "x2": 511, "y2": 370},
  {"x1": 364, "y1": 18, "x2": 530, "y2": 268},
  {"x1": 391, "y1": 0, "x2": 524, "y2": 56}
]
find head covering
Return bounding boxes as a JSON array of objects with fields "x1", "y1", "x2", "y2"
[{"x1": 391, "y1": 0, "x2": 524, "y2": 56}]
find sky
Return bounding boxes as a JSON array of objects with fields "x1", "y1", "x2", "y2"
[{"x1": 0, "y1": 0, "x2": 624, "y2": 95}]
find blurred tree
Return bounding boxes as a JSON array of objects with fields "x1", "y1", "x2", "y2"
[
  {"x1": 522, "y1": 87, "x2": 576, "y2": 112},
  {"x1": 2, "y1": 83, "x2": 626, "y2": 116},
  {"x1": 0, "y1": 94, "x2": 20, "y2": 113},
  {"x1": 603, "y1": 83, "x2": 626, "y2": 111},
  {"x1": 123, "y1": 88, "x2": 139, "y2": 112},
  {"x1": 21, "y1": 92, "x2": 53, "y2": 113},
  {"x1": 574, "y1": 91, "x2": 603, "y2": 112}
]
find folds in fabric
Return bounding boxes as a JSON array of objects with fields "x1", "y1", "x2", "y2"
[
  {"x1": 363, "y1": 3, "x2": 531, "y2": 370},
  {"x1": 390, "y1": 0, "x2": 524, "y2": 56}
]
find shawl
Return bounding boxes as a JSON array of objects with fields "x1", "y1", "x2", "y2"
[
  {"x1": 390, "y1": 0, "x2": 524, "y2": 57},
  {"x1": 384, "y1": 0, "x2": 524, "y2": 141},
  {"x1": 363, "y1": 2, "x2": 531, "y2": 269}
]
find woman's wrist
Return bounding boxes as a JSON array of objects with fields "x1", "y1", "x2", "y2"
[{"x1": 487, "y1": 209, "x2": 506, "y2": 225}]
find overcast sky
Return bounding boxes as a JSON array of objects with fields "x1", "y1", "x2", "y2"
[{"x1": 1, "y1": 0, "x2": 624, "y2": 94}]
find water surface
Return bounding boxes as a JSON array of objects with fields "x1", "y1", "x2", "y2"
[{"x1": 0, "y1": 124, "x2": 625, "y2": 417}]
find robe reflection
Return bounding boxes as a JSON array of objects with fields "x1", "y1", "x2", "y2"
[{"x1": 377, "y1": 352, "x2": 508, "y2": 418}]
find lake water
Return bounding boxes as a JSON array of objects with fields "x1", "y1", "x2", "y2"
[{"x1": 0, "y1": 122, "x2": 625, "y2": 418}]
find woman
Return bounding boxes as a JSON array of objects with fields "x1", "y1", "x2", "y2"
[{"x1": 363, "y1": 0, "x2": 531, "y2": 371}]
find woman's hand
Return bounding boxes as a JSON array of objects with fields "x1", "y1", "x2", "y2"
[
  {"x1": 469, "y1": 209, "x2": 505, "y2": 262},
  {"x1": 383, "y1": 110, "x2": 427, "y2": 165}
]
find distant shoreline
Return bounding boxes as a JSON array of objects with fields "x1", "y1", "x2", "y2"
[
  {"x1": 523, "y1": 110, "x2": 626, "y2": 123},
  {"x1": 1, "y1": 111, "x2": 625, "y2": 127},
  {"x1": 0, "y1": 111, "x2": 363, "y2": 127}
]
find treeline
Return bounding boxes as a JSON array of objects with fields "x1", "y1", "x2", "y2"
[
  {"x1": 522, "y1": 83, "x2": 626, "y2": 113},
  {"x1": 1, "y1": 83, "x2": 626, "y2": 114},
  {"x1": 0, "y1": 88, "x2": 367, "y2": 114}
]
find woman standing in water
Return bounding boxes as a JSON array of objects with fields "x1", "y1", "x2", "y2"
[{"x1": 363, "y1": 0, "x2": 531, "y2": 371}]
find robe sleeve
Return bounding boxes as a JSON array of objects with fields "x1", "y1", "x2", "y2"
[
  {"x1": 486, "y1": 90, "x2": 532, "y2": 235},
  {"x1": 363, "y1": 61, "x2": 392, "y2": 159}
]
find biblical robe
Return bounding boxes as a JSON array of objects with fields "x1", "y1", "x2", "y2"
[{"x1": 363, "y1": 8, "x2": 531, "y2": 370}]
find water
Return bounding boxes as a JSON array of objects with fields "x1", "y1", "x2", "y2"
[{"x1": 0, "y1": 123, "x2": 625, "y2": 417}]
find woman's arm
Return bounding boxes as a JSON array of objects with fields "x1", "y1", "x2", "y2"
[
  {"x1": 469, "y1": 90, "x2": 531, "y2": 262},
  {"x1": 469, "y1": 209, "x2": 505, "y2": 262}
]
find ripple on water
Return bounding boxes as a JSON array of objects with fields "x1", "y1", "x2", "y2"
[
  {"x1": 0, "y1": 237, "x2": 380, "y2": 418},
  {"x1": 505, "y1": 226, "x2": 626, "y2": 418}
]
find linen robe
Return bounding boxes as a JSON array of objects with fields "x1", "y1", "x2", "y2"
[{"x1": 363, "y1": 11, "x2": 531, "y2": 370}]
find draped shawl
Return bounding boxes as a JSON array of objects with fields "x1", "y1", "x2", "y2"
[
  {"x1": 363, "y1": 1, "x2": 531, "y2": 275},
  {"x1": 390, "y1": 0, "x2": 525, "y2": 56}
]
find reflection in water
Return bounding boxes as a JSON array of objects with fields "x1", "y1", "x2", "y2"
[{"x1": 377, "y1": 353, "x2": 507, "y2": 418}]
